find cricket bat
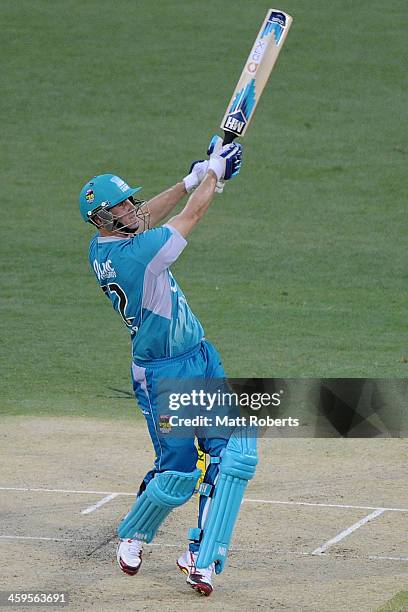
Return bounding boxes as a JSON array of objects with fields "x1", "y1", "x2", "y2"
[{"x1": 221, "y1": 9, "x2": 293, "y2": 144}]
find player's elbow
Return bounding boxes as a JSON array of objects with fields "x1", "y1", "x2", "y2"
[
  {"x1": 189, "y1": 209, "x2": 205, "y2": 224},
  {"x1": 180, "y1": 208, "x2": 204, "y2": 228}
]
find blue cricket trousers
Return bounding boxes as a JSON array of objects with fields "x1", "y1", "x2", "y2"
[{"x1": 131, "y1": 339, "x2": 229, "y2": 551}]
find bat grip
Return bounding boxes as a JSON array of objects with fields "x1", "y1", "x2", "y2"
[{"x1": 223, "y1": 131, "x2": 238, "y2": 145}]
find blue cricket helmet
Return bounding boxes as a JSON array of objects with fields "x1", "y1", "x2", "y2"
[{"x1": 79, "y1": 173, "x2": 142, "y2": 222}]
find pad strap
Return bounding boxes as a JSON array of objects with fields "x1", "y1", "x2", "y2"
[
  {"x1": 188, "y1": 527, "x2": 202, "y2": 543},
  {"x1": 198, "y1": 482, "x2": 213, "y2": 497}
]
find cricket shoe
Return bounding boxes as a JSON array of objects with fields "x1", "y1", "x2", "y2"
[
  {"x1": 116, "y1": 538, "x2": 143, "y2": 576},
  {"x1": 176, "y1": 550, "x2": 214, "y2": 596}
]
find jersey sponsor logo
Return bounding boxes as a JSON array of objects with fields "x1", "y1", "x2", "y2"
[
  {"x1": 110, "y1": 175, "x2": 130, "y2": 192},
  {"x1": 93, "y1": 259, "x2": 117, "y2": 280}
]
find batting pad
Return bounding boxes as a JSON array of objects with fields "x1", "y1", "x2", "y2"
[
  {"x1": 118, "y1": 468, "x2": 201, "y2": 542},
  {"x1": 196, "y1": 428, "x2": 258, "y2": 573}
]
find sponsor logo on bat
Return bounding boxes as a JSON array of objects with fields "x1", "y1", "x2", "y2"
[
  {"x1": 246, "y1": 38, "x2": 267, "y2": 74},
  {"x1": 251, "y1": 38, "x2": 267, "y2": 63},
  {"x1": 271, "y1": 11, "x2": 286, "y2": 26},
  {"x1": 261, "y1": 10, "x2": 287, "y2": 43},
  {"x1": 223, "y1": 111, "x2": 246, "y2": 135}
]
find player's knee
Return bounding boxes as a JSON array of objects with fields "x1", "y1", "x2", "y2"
[
  {"x1": 221, "y1": 429, "x2": 258, "y2": 480},
  {"x1": 118, "y1": 468, "x2": 201, "y2": 541},
  {"x1": 198, "y1": 437, "x2": 228, "y2": 459},
  {"x1": 147, "y1": 469, "x2": 201, "y2": 507}
]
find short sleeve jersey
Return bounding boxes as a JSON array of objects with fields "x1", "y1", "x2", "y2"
[{"x1": 88, "y1": 224, "x2": 204, "y2": 361}]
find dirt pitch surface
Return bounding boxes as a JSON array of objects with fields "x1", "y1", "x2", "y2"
[{"x1": 0, "y1": 417, "x2": 407, "y2": 611}]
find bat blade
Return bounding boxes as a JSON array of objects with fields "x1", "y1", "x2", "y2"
[{"x1": 221, "y1": 9, "x2": 293, "y2": 141}]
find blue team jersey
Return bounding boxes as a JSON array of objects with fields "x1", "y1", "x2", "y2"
[{"x1": 88, "y1": 224, "x2": 205, "y2": 362}]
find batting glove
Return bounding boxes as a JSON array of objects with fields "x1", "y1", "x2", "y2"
[
  {"x1": 207, "y1": 134, "x2": 223, "y2": 156},
  {"x1": 207, "y1": 135, "x2": 225, "y2": 193},
  {"x1": 183, "y1": 157, "x2": 224, "y2": 194},
  {"x1": 208, "y1": 141, "x2": 243, "y2": 182},
  {"x1": 183, "y1": 135, "x2": 224, "y2": 193},
  {"x1": 183, "y1": 160, "x2": 209, "y2": 194}
]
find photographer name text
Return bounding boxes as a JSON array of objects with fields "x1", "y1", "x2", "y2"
[{"x1": 166, "y1": 415, "x2": 299, "y2": 427}]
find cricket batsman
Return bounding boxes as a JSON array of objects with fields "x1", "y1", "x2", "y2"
[{"x1": 79, "y1": 138, "x2": 257, "y2": 596}]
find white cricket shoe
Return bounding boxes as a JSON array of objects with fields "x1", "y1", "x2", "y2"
[
  {"x1": 176, "y1": 550, "x2": 214, "y2": 596},
  {"x1": 116, "y1": 538, "x2": 143, "y2": 576}
]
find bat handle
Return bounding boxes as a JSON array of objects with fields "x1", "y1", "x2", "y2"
[{"x1": 222, "y1": 131, "x2": 238, "y2": 145}]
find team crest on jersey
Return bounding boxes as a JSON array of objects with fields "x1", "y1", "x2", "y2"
[
  {"x1": 159, "y1": 415, "x2": 172, "y2": 434},
  {"x1": 85, "y1": 189, "x2": 95, "y2": 203}
]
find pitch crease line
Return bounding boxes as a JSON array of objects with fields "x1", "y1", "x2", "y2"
[
  {"x1": 369, "y1": 555, "x2": 408, "y2": 562},
  {"x1": 0, "y1": 535, "x2": 71, "y2": 542},
  {"x1": 244, "y1": 498, "x2": 408, "y2": 512},
  {"x1": 311, "y1": 508, "x2": 386, "y2": 555},
  {"x1": 1, "y1": 536, "x2": 407, "y2": 562},
  {"x1": 0, "y1": 486, "x2": 129, "y2": 495},
  {"x1": 1, "y1": 487, "x2": 407, "y2": 513},
  {"x1": 81, "y1": 493, "x2": 119, "y2": 515}
]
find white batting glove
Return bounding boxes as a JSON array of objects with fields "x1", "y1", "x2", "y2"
[
  {"x1": 183, "y1": 160, "x2": 209, "y2": 193},
  {"x1": 183, "y1": 155, "x2": 224, "y2": 193},
  {"x1": 207, "y1": 135, "x2": 225, "y2": 193},
  {"x1": 184, "y1": 135, "x2": 242, "y2": 193},
  {"x1": 208, "y1": 141, "x2": 243, "y2": 181}
]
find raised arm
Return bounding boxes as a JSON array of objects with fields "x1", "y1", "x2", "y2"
[
  {"x1": 167, "y1": 171, "x2": 218, "y2": 237},
  {"x1": 146, "y1": 182, "x2": 187, "y2": 227},
  {"x1": 146, "y1": 158, "x2": 211, "y2": 227}
]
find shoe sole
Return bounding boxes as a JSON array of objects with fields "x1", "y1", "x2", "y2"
[
  {"x1": 177, "y1": 560, "x2": 213, "y2": 597},
  {"x1": 117, "y1": 556, "x2": 142, "y2": 576},
  {"x1": 187, "y1": 578, "x2": 213, "y2": 597},
  {"x1": 117, "y1": 545, "x2": 142, "y2": 576}
]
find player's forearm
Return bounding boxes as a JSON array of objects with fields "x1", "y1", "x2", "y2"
[
  {"x1": 184, "y1": 170, "x2": 217, "y2": 221},
  {"x1": 167, "y1": 171, "x2": 217, "y2": 237},
  {"x1": 146, "y1": 181, "x2": 187, "y2": 226}
]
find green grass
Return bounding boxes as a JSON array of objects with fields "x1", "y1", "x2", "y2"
[
  {"x1": 377, "y1": 591, "x2": 408, "y2": 612},
  {"x1": 1, "y1": 0, "x2": 408, "y2": 416}
]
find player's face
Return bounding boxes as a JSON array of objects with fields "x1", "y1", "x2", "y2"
[{"x1": 111, "y1": 199, "x2": 140, "y2": 230}]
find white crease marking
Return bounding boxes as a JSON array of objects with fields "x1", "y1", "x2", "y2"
[
  {"x1": 311, "y1": 508, "x2": 386, "y2": 555},
  {"x1": 81, "y1": 493, "x2": 120, "y2": 515}
]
